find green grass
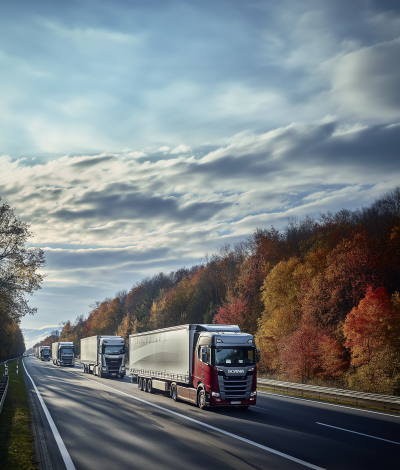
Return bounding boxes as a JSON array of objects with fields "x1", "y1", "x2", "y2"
[
  {"x1": 0, "y1": 359, "x2": 37, "y2": 469},
  {"x1": 257, "y1": 386, "x2": 400, "y2": 415}
]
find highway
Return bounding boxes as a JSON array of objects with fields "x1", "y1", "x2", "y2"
[{"x1": 23, "y1": 357, "x2": 399, "y2": 470}]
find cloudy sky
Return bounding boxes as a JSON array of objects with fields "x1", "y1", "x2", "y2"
[{"x1": 1, "y1": 0, "x2": 400, "y2": 331}]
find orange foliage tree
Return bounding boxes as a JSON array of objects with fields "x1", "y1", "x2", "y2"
[{"x1": 343, "y1": 287, "x2": 400, "y2": 394}]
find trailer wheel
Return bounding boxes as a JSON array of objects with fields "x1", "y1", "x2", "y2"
[
  {"x1": 140, "y1": 377, "x2": 146, "y2": 391},
  {"x1": 171, "y1": 384, "x2": 178, "y2": 401},
  {"x1": 138, "y1": 377, "x2": 142, "y2": 389},
  {"x1": 146, "y1": 379, "x2": 153, "y2": 394},
  {"x1": 198, "y1": 389, "x2": 207, "y2": 410}
]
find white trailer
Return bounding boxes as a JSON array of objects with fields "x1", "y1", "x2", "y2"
[
  {"x1": 81, "y1": 335, "x2": 126, "y2": 379},
  {"x1": 129, "y1": 324, "x2": 194, "y2": 385}
]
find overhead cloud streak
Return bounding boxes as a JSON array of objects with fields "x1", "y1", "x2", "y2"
[{"x1": 1, "y1": 0, "x2": 399, "y2": 328}]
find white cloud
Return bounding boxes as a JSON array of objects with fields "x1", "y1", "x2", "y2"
[
  {"x1": 332, "y1": 39, "x2": 400, "y2": 121},
  {"x1": 170, "y1": 144, "x2": 191, "y2": 154}
]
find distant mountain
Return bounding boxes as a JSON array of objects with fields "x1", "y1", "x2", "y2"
[{"x1": 22, "y1": 326, "x2": 60, "y2": 349}]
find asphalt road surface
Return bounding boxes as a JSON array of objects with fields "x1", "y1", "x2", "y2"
[{"x1": 23, "y1": 357, "x2": 399, "y2": 470}]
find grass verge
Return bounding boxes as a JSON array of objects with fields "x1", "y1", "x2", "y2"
[
  {"x1": 0, "y1": 359, "x2": 37, "y2": 469},
  {"x1": 257, "y1": 386, "x2": 400, "y2": 415}
]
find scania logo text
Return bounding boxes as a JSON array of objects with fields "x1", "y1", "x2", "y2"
[{"x1": 228, "y1": 369, "x2": 244, "y2": 373}]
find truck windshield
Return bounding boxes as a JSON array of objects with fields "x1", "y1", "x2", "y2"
[
  {"x1": 214, "y1": 347, "x2": 255, "y2": 366},
  {"x1": 61, "y1": 348, "x2": 73, "y2": 353},
  {"x1": 103, "y1": 345, "x2": 125, "y2": 355},
  {"x1": 42, "y1": 350, "x2": 50, "y2": 354}
]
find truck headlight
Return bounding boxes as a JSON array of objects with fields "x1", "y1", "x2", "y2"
[
  {"x1": 121, "y1": 367, "x2": 125, "y2": 371},
  {"x1": 250, "y1": 391, "x2": 257, "y2": 397},
  {"x1": 102, "y1": 367, "x2": 107, "y2": 370},
  {"x1": 211, "y1": 391, "x2": 220, "y2": 397}
]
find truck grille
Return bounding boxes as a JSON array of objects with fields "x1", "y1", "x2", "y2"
[
  {"x1": 223, "y1": 376, "x2": 247, "y2": 399},
  {"x1": 105, "y1": 358, "x2": 122, "y2": 372},
  {"x1": 63, "y1": 357, "x2": 73, "y2": 364},
  {"x1": 218, "y1": 374, "x2": 253, "y2": 400}
]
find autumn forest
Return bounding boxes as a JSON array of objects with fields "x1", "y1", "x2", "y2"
[{"x1": 37, "y1": 188, "x2": 400, "y2": 395}]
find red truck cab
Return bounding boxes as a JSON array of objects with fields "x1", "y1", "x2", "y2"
[{"x1": 192, "y1": 327, "x2": 259, "y2": 409}]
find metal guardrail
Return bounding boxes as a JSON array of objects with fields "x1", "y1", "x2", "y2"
[
  {"x1": 0, "y1": 375, "x2": 10, "y2": 415},
  {"x1": 257, "y1": 378, "x2": 400, "y2": 411}
]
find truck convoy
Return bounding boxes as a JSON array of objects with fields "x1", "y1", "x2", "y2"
[
  {"x1": 35, "y1": 345, "x2": 51, "y2": 361},
  {"x1": 129, "y1": 324, "x2": 260, "y2": 410},
  {"x1": 80, "y1": 335, "x2": 126, "y2": 379},
  {"x1": 52, "y1": 341, "x2": 75, "y2": 367}
]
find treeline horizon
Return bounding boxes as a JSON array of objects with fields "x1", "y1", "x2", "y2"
[{"x1": 42, "y1": 188, "x2": 400, "y2": 394}]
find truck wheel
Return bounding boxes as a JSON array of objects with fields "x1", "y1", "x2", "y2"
[
  {"x1": 198, "y1": 389, "x2": 207, "y2": 410},
  {"x1": 138, "y1": 377, "x2": 142, "y2": 389},
  {"x1": 98, "y1": 367, "x2": 102, "y2": 378},
  {"x1": 146, "y1": 379, "x2": 152, "y2": 393},
  {"x1": 171, "y1": 384, "x2": 178, "y2": 402}
]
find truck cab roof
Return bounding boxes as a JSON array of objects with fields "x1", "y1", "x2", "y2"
[{"x1": 194, "y1": 324, "x2": 241, "y2": 333}]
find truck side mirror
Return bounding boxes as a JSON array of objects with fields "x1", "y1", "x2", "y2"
[{"x1": 256, "y1": 348, "x2": 261, "y2": 363}]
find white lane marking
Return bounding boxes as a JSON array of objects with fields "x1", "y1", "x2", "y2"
[
  {"x1": 253, "y1": 406, "x2": 270, "y2": 411},
  {"x1": 316, "y1": 422, "x2": 400, "y2": 445},
  {"x1": 257, "y1": 390, "x2": 400, "y2": 420},
  {"x1": 56, "y1": 368, "x2": 325, "y2": 470},
  {"x1": 22, "y1": 360, "x2": 76, "y2": 470}
]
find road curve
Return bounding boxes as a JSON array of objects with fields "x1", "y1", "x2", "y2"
[{"x1": 23, "y1": 357, "x2": 399, "y2": 470}]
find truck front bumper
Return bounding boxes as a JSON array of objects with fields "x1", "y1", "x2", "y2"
[
  {"x1": 208, "y1": 395, "x2": 256, "y2": 407},
  {"x1": 102, "y1": 370, "x2": 125, "y2": 377}
]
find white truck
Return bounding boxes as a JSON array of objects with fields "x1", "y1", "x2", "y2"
[
  {"x1": 80, "y1": 335, "x2": 126, "y2": 379},
  {"x1": 52, "y1": 341, "x2": 75, "y2": 367},
  {"x1": 37, "y1": 345, "x2": 51, "y2": 361}
]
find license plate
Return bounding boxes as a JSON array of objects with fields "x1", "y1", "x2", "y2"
[
  {"x1": 111, "y1": 373, "x2": 116, "y2": 375},
  {"x1": 231, "y1": 401, "x2": 241, "y2": 404}
]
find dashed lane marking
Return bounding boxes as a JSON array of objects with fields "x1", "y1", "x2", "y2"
[{"x1": 316, "y1": 422, "x2": 400, "y2": 445}]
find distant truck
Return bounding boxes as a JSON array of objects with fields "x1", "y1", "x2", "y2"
[
  {"x1": 52, "y1": 341, "x2": 75, "y2": 367},
  {"x1": 36, "y1": 345, "x2": 51, "y2": 361},
  {"x1": 80, "y1": 335, "x2": 126, "y2": 379},
  {"x1": 129, "y1": 324, "x2": 260, "y2": 410}
]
